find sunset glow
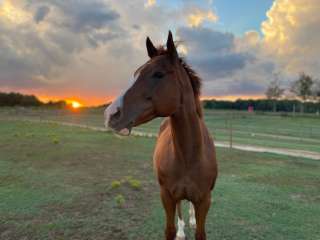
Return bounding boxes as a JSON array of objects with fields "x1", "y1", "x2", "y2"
[
  {"x1": 71, "y1": 101, "x2": 82, "y2": 109},
  {"x1": 66, "y1": 100, "x2": 83, "y2": 109}
]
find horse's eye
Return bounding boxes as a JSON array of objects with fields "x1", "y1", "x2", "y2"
[{"x1": 153, "y1": 71, "x2": 164, "y2": 79}]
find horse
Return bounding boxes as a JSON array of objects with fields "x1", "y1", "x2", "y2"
[{"x1": 104, "y1": 31, "x2": 218, "y2": 240}]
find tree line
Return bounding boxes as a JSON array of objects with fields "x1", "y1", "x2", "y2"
[
  {"x1": 265, "y1": 72, "x2": 320, "y2": 113},
  {"x1": 0, "y1": 92, "x2": 67, "y2": 108},
  {"x1": 202, "y1": 99, "x2": 319, "y2": 113},
  {"x1": 204, "y1": 72, "x2": 320, "y2": 113}
]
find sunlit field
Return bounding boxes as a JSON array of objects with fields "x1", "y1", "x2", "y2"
[{"x1": 0, "y1": 109, "x2": 320, "y2": 239}]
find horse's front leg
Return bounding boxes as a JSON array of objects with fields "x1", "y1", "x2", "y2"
[
  {"x1": 194, "y1": 194, "x2": 211, "y2": 240},
  {"x1": 160, "y1": 187, "x2": 177, "y2": 240}
]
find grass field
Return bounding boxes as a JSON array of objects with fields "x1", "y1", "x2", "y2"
[
  {"x1": 1, "y1": 107, "x2": 320, "y2": 153},
  {"x1": 1, "y1": 119, "x2": 320, "y2": 239}
]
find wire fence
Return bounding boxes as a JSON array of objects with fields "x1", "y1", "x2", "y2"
[{"x1": 1, "y1": 107, "x2": 320, "y2": 154}]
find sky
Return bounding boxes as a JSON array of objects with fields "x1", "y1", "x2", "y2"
[{"x1": 0, "y1": 0, "x2": 319, "y2": 105}]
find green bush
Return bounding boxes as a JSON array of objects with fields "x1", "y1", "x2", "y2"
[
  {"x1": 52, "y1": 138, "x2": 59, "y2": 144},
  {"x1": 111, "y1": 180, "x2": 121, "y2": 189},
  {"x1": 114, "y1": 194, "x2": 125, "y2": 207},
  {"x1": 128, "y1": 179, "x2": 142, "y2": 190}
]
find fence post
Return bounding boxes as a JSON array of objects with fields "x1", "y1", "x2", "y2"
[{"x1": 229, "y1": 112, "x2": 233, "y2": 149}]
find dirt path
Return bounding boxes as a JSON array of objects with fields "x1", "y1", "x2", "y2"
[
  {"x1": 214, "y1": 142, "x2": 320, "y2": 160},
  {"x1": 3, "y1": 118, "x2": 320, "y2": 160},
  {"x1": 216, "y1": 129, "x2": 320, "y2": 144}
]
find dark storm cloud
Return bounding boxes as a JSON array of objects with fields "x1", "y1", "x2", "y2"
[
  {"x1": 34, "y1": 6, "x2": 50, "y2": 23},
  {"x1": 228, "y1": 79, "x2": 265, "y2": 95},
  {"x1": 192, "y1": 53, "x2": 253, "y2": 79},
  {"x1": 177, "y1": 27, "x2": 254, "y2": 80},
  {"x1": 56, "y1": 1, "x2": 120, "y2": 33},
  {"x1": 177, "y1": 27, "x2": 234, "y2": 54}
]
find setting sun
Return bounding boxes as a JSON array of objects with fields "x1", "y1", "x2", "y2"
[
  {"x1": 71, "y1": 101, "x2": 82, "y2": 109},
  {"x1": 66, "y1": 100, "x2": 82, "y2": 109}
]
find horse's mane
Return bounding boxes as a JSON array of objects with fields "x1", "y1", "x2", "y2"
[
  {"x1": 155, "y1": 46, "x2": 202, "y2": 98},
  {"x1": 134, "y1": 45, "x2": 203, "y2": 117}
]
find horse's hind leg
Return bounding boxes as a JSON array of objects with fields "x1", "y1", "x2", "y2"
[
  {"x1": 176, "y1": 201, "x2": 185, "y2": 240},
  {"x1": 194, "y1": 195, "x2": 211, "y2": 240},
  {"x1": 160, "y1": 187, "x2": 177, "y2": 240},
  {"x1": 189, "y1": 202, "x2": 196, "y2": 229}
]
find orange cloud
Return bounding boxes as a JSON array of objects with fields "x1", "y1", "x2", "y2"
[
  {"x1": 187, "y1": 9, "x2": 218, "y2": 27},
  {"x1": 144, "y1": 0, "x2": 156, "y2": 8}
]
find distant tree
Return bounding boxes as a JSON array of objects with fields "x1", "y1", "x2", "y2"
[
  {"x1": 313, "y1": 80, "x2": 320, "y2": 114},
  {"x1": 45, "y1": 100, "x2": 67, "y2": 108},
  {"x1": 313, "y1": 80, "x2": 320, "y2": 101},
  {"x1": 203, "y1": 100, "x2": 214, "y2": 109},
  {"x1": 290, "y1": 72, "x2": 314, "y2": 113},
  {"x1": 265, "y1": 77, "x2": 284, "y2": 112}
]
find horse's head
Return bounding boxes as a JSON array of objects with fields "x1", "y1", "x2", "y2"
[{"x1": 105, "y1": 31, "x2": 183, "y2": 135}]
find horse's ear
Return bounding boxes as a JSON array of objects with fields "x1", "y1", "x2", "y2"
[
  {"x1": 166, "y1": 30, "x2": 178, "y2": 60},
  {"x1": 146, "y1": 37, "x2": 158, "y2": 58}
]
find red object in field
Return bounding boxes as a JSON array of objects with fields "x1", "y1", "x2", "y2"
[{"x1": 248, "y1": 106, "x2": 254, "y2": 112}]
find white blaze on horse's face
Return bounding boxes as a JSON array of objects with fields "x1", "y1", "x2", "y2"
[
  {"x1": 104, "y1": 74, "x2": 139, "y2": 136},
  {"x1": 104, "y1": 94, "x2": 126, "y2": 132}
]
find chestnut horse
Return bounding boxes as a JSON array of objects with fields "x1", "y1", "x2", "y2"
[{"x1": 105, "y1": 31, "x2": 218, "y2": 240}]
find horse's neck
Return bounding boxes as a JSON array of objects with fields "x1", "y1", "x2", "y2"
[{"x1": 170, "y1": 68, "x2": 203, "y2": 165}]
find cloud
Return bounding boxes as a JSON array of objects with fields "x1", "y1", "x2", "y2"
[
  {"x1": 261, "y1": 0, "x2": 320, "y2": 78},
  {"x1": 53, "y1": 1, "x2": 120, "y2": 33},
  {"x1": 0, "y1": 0, "x2": 123, "y2": 91},
  {"x1": 0, "y1": 0, "x2": 270, "y2": 100},
  {"x1": 177, "y1": 27, "x2": 254, "y2": 79},
  {"x1": 1, "y1": 0, "x2": 320, "y2": 103},
  {"x1": 186, "y1": 8, "x2": 218, "y2": 27},
  {"x1": 144, "y1": 0, "x2": 156, "y2": 8},
  {"x1": 176, "y1": 26, "x2": 281, "y2": 97},
  {"x1": 0, "y1": 0, "x2": 182, "y2": 104}
]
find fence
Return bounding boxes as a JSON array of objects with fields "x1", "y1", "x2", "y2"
[{"x1": 1, "y1": 107, "x2": 320, "y2": 155}]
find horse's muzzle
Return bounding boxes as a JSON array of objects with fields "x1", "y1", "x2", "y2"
[{"x1": 104, "y1": 107, "x2": 132, "y2": 136}]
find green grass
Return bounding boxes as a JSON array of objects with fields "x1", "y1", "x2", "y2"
[
  {"x1": 1, "y1": 107, "x2": 320, "y2": 153},
  {"x1": 0, "y1": 120, "x2": 319, "y2": 239}
]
